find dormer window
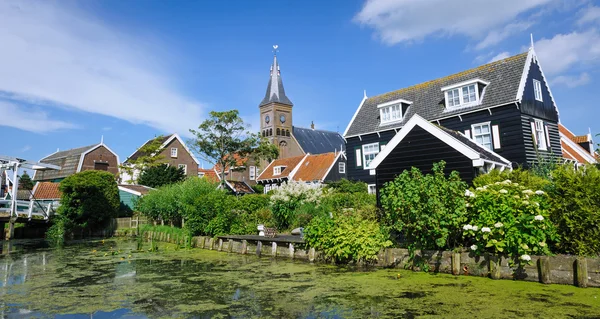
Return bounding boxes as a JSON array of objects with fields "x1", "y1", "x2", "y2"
[
  {"x1": 273, "y1": 166, "x2": 285, "y2": 175},
  {"x1": 441, "y1": 79, "x2": 489, "y2": 109},
  {"x1": 378, "y1": 99, "x2": 412, "y2": 125}
]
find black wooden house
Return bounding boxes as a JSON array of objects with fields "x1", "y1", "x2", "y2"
[{"x1": 343, "y1": 47, "x2": 561, "y2": 191}]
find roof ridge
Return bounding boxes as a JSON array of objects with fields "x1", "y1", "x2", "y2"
[{"x1": 293, "y1": 126, "x2": 340, "y2": 134}]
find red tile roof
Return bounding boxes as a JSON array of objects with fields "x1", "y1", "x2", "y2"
[
  {"x1": 213, "y1": 153, "x2": 248, "y2": 172},
  {"x1": 294, "y1": 152, "x2": 338, "y2": 182},
  {"x1": 198, "y1": 168, "x2": 219, "y2": 182},
  {"x1": 225, "y1": 180, "x2": 255, "y2": 194},
  {"x1": 571, "y1": 135, "x2": 590, "y2": 144},
  {"x1": 256, "y1": 155, "x2": 306, "y2": 181},
  {"x1": 558, "y1": 123, "x2": 596, "y2": 164},
  {"x1": 33, "y1": 182, "x2": 62, "y2": 200}
]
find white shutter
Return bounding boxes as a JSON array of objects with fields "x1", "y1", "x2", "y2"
[
  {"x1": 530, "y1": 121, "x2": 537, "y2": 146},
  {"x1": 492, "y1": 125, "x2": 501, "y2": 149},
  {"x1": 355, "y1": 148, "x2": 362, "y2": 167},
  {"x1": 544, "y1": 124, "x2": 551, "y2": 150},
  {"x1": 464, "y1": 129, "x2": 471, "y2": 138}
]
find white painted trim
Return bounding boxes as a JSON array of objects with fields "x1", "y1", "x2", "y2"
[
  {"x1": 118, "y1": 186, "x2": 142, "y2": 197},
  {"x1": 533, "y1": 79, "x2": 543, "y2": 102},
  {"x1": 560, "y1": 132, "x2": 597, "y2": 164},
  {"x1": 343, "y1": 93, "x2": 368, "y2": 138},
  {"x1": 492, "y1": 125, "x2": 501, "y2": 150},
  {"x1": 470, "y1": 121, "x2": 492, "y2": 150},
  {"x1": 377, "y1": 98, "x2": 413, "y2": 108},
  {"x1": 256, "y1": 159, "x2": 276, "y2": 181},
  {"x1": 362, "y1": 142, "x2": 380, "y2": 170},
  {"x1": 76, "y1": 143, "x2": 121, "y2": 173},
  {"x1": 515, "y1": 48, "x2": 559, "y2": 117},
  {"x1": 440, "y1": 78, "x2": 490, "y2": 92},
  {"x1": 161, "y1": 133, "x2": 201, "y2": 165},
  {"x1": 288, "y1": 154, "x2": 309, "y2": 180},
  {"x1": 370, "y1": 114, "x2": 511, "y2": 169}
]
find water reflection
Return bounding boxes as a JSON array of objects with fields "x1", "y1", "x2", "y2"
[{"x1": 0, "y1": 239, "x2": 598, "y2": 319}]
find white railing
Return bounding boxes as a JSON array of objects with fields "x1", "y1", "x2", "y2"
[{"x1": 0, "y1": 199, "x2": 57, "y2": 220}]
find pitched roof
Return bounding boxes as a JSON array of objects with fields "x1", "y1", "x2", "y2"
[
  {"x1": 256, "y1": 155, "x2": 305, "y2": 181},
  {"x1": 35, "y1": 144, "x2": 101, "y2": 181},
  {"x1": 371, "y1": 114, "x2": 512, "y2": 170},
  {"x1": 198, "y1": 168, "x2": 219, "y2": 182},
  {"x1": 118, "y1": 184, "x2": 154, "y2": 196},
  {"x1": 345, "y1": 52, "x2": 529, "y2": 137},
  {"x1": 293, "y1": 152, "x2": 340, "y2": 182},
  {"x1": 293, "y1": 126, "x2": 345, "y2": 155},
  {"x1": 571, "y1": 135, "x2": 590, "y2": 144},
  {"x1": 225, "y1": 180, "x2": 255, "y2": 194},
  {"x1": 558, "y1": 123, "x2": 597, "y2": 164},
  {"x1": 213, "y1": 153, "x2": 248, "y2": 173},
  {"x1": 259, "y1": 54, "x2": 293, "y2": 107},
  {"x1": 126, "y1": 135, "x2": 172, "y2": 162},
  {"x1": 32, "y1": 182, "x2": 62, "y2": 200}
]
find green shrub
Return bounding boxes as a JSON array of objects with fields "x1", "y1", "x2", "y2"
[
  {"x1": 320, "y1": 192, "x2": 377, "y2": 220},
  {"x1": 251, "y1": 184, "x2": 264, "y2": 194},
  {"x1": 326, "y1": 179, "x2": 368, "y2": 194},
  {"x1": 547, "y1": 164, "x2": 600, "y2": 256},
  {"x1": 304, "y1": 212, "x2": 391, "y2": 264},
  {"x1": 58, "y1": 170, "x2": 119, "y2": 231},
  {"x1": 138, "y1": 164, "x2": 186, "y2": 188},
  {"x1": 379, "y1": 162, "x2": 468, "y2": 252},
  {"x1": 463, "y1": 180, "x2": 557, "y2": 265},
  {"x1": 270, "y1": 181, "x2": 322, "y2": 230},
  {"x1": 472, "y1": 168, "x2": 550, "y2": 191}
]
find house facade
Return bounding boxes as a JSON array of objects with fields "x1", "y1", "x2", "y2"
[
  {"x1": 33, "y1": 142, "x2": 120, "y2": 182},
  {"x1": 343, "y1": 47, "x2": 561, "y2": 191},
  {"x1": 121, "y1": 133, "x2": 200, "y2": 184}
]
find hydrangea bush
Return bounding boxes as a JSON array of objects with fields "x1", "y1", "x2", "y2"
[
  {"x1": 463, "y1": 180, "x2": 558, "y2": 265},
  {"x1": 270, "y1": 181, "x2": 323, "y2": 230}
]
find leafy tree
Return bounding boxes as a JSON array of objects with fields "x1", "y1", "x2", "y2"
[
  {"x1": 57, "y1": 170, "x2": 120, "y2": 234},
  {"x1": 120, "y1": 135, "x2": 166, "y2": 184},
  {"x1": 326, "y1": 179, "x2": 367, "y2": 194},
  {"x1": 189, "y1": 110, "x2": 278, "y2": 186},
  {"x1": 18, "y1": 172, "x2": 34, "y2": 190},
  {"x1": 137, "y1": 164, "x2": 185, "y2": 188}
]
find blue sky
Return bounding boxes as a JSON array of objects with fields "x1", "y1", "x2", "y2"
[{"x1": 1, "y1": 0, "x2": 599, "y2": 167}]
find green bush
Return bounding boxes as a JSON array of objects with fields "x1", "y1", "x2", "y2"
[
  {"x1": 547, "y1": 164, "x2": 600, "y2": 256},
  {"x1": 138, "y1": 164, "x2": 186, "y2": 188},
  {"x1": 320, "y1": 192, "x2": 377, "y2": 220},
  {"x1": 463, "y1": 180, "x2": 557, "y2": 265},
  {"x1": 472, "y1": 168, "x2": 550, "y2": 191},
  {"x1": 304, "y1": 212, "x2": 391, "y2": 264},
  {"x1": 58, "y1": 170, "x2": 120, "y2": 231},
  {"x1": 379, "y1": 162, "x2": 468, "y2": 252},
  {"x1": 326, "y1": 179, "x2": 368, "y2": 194},
  {"x1": 251, "y1": 184, "x2": 264, "y2": 194}
]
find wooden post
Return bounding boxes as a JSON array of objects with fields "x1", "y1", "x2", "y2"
[
  {"x1": 308, "y1": 248, "x2": 316, "y2": 262},
  {"x1": 451, "y1": 252, "x2": 461, "y2": 275},
  {"x1": 218, "y1": 239, "x2": 223, "y2": 252},
  {"x1": 488, "y1": 254, "x2": 501, "y2": 279},
  {"x1": 228, "y1": 239, "x2": 233, "y2": 253},
  {"x1": 241, "y1": 240, "x2": 248, "y2": 254},
  {"x1": 6, "y1": 222, "x2": 15, "y2": 240},
  {"x1": 208, "y1": 238, "x2": 215, "y2": 250},
  {"x1": 272, "y1": 242, "x2": 277, "y2": 257},
  {"x1": 575, "y1": 257, "x2": 588, "y2": 288},
  {"x1": 256, "y1": 241, "x2": 262, "y2": 257},
  {"x1": 289, "y1": 243, "x2": 294, "y2": 259},
  {"x1": 538, "y1": 256, "x2": 551, "y2": 284},
  {"x1": 199, "y1": 236, "x2": 206, "y2": 249}
]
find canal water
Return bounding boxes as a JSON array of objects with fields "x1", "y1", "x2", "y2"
[{"x1": 0, "y1": 239, "x2": 598, "y2": 318}]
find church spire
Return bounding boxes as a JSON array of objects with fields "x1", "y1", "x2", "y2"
[{"x1": 259, "y1": 45, "x2": 293, "y2": 107}]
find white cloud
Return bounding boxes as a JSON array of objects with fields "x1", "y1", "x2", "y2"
[
  {"x1": 578, "y1": 6, "x2": 600, "y2": 25},
  {"x1": 0, "y1": 1, "x2": 205, "y2": 136},
  {"x1": 551, "y1": 72, "x2": 591, "y2": 88},
  {"x1": 0, "y1": 100, "x2": 79, "y2": 133},
  {"x1": 354, "y1": 0, "x2": 551, "y2": 45},
  {"x1": 476, "y1": 22, "x2": 533, "y2": 50},
  {"x1": 488, "y1": 52, "x2": 512, "y2": 63},
  {"x1": 534, "y1": 30, "x2": 600, "y2": 75}
]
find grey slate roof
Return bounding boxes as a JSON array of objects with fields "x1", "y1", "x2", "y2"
[
  {"x1": 293, "y1": 126, "x2": 345, "y2": 155},
  {"x1": 126, "y1": 135, "x2": 172, "y2": 162},
  {"x1": 345, "y1": 52, "x2": 529, "y2": 137},
  {"x1": 259, "y1": 55, "x2": 293, "y2": 107},
  {"x1": 35, "y1": 144, "x2": 99, "y2": 181},
  {"x1": 438, "y1": 126, "x2": 511, "y2": 166}
]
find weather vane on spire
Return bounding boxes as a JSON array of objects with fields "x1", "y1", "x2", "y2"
[{"x1": 273, "y1": 44, "x2": 279, "y2": 56}]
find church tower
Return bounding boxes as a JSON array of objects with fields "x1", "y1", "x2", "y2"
[{"x1": 259, "y1": 47, "x2": 294, "y2": 159}]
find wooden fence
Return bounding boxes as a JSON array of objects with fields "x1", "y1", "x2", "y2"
[{"x1": 113, "y1": 217, "x2": 149, "y2": 230}]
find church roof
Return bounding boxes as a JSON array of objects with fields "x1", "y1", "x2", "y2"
[
  {"x1": 293, "y1": 126, "x2": 345, "y2": 155},
  {"x1": 259, "y1": 54, "x2": 293, "y2": 107}
]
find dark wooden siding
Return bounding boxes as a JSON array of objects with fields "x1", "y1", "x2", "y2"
[
  {"x1": 521, "y1": 115, "x2": 562, "y2": 166},
  {"x1": 438, "y1": 104, "x2": 527, "y2": 166},
  {"x1": 346, "y1": 131, "x2": 395, "y2": 185},
  {"x1": 324, "y1": 156, "x2": 347, "y2": 182},
  {"x1": 520, "y1": 59, "x2": 559, "y2": 122},
  {"x1": 375, "y1": 126, "x2": 476, "y2": 194}
]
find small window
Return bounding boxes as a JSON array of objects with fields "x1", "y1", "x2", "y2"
[
  {"x1": 362, "y1": 143, "x2": 380, "y2": 169},
  {"x1": 273, "y1": 166, "x2": 284, "y2": 175},
  {"x1": 447, "y1": 88, "x2": 461, "y2": 107},
  {"x1": 472, "y1": 123, "x2": 492, "y2": 150},
  {"x1": 94, "y1": 162, "x2": 109, "y2": 171},
  {"x1": 249, "y1": 166, "x2": 256, "y2": 181},
  {"x1": 171, "y1": 148, "x2": 178, "y2": 158},
  {"x1": 338, "y1": 162, "x2": 346, "y2": 174},
  {"x1": 442, "y1": 80, "x2": 488, "y2": 109},
  {"x1": 367, "y1": 184, "x2": 376, "y2": 195},
  {"x1": 198, "y1": 172, "x2": 205, "y2": 178},
  {"x1": 264, "y1": 184, "x2": 271, "y2": 193},
  {"x1": 535, "y1": 119, "x2": 547, "y2": 150},
  {"x1": 462, "y1": 84, "x2": 476, "y2": 103},
  {"x1": 533, "y1": 79, "x2": 543, "y2": 102},
  {"x1": 178, "y1": 164, "x2": 187, "y2": 175}
]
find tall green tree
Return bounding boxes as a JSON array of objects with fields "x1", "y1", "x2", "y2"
[
  {"x1": 120, "y1": 135, "x2": 166, "y2": 184},
  {"x1": 138, "y1": 164, "x2": 186, "y2": 188},
  {"x1": 189, "y1": 110, "x2": 278, "y2": 185},
  {"x1": 18, "y1": 172, "x2": 34, "y2": 190}
]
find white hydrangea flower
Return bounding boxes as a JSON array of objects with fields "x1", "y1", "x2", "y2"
[
  {"x1": 520, "y1": 254, "x2": 531, "y2": 261},
  {"x1": 535, "y1": 190, "x2": 545, "y2": 195},
  {"x1": 522, "y1": 190, "x2": 534, "y2": 195},
  {"x1": 494, "y1": 222, "x2": 503, "y2": 228},
  {"x1": 463, "y1": 224, "x2": 473, "y2": 230},
  {"x1": 522, "y1": 200, "x2": 530, "y2": 205},
  {"x1": 472, "y1": 225, "x2": 479, "y2": 231},
  {"x1": 499, "y1": 189, "x2": 508, "y2": 194},
  {"x1": 481, "y1": 227, "x2": 491, "y2": 233},
  {"x1": 465, "y1": 189, "x2": 475, "y2": 197},
  {"x1": 476, "y1": 187, "x2": 485, "y2": 191},
  {"x1": 502, "y1": 180, "x2": 512, "y2": 185},
  {"x1": 534, "y1": 215, "x2": 544, "y2": 221},
  {"x1": 470, "y1": 244, "x2": 478, "y2": 251}
]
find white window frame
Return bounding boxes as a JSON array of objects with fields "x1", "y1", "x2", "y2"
[
  {"x1": 362, "y1": 143, "x2": 380, "y2": 170},
  {"x1": 377, "y1": 99, "x2": 412, "y2": 126},
  {"x1": 178, "y1": 164, "x2": 187, "y2": 175},
  {"x1": 533, "y1": 79, "x2": 543, "y2": 102},
  {"x1": 471, "y1": 122, "x2": 493, "y2": 150},
  {"x1": 273, "y1": 166, "x2": 284, "y2": 175},
  {"x1": 367, "y1": 184, "x2": 376, "y2": 195},
  {"x1": 170, "y1": 147, "x2": 178, "y2": 158},
  {"x1": 249, "y1": 166, "x2": 256, "y2": 181},
  {"x1": 534, "y1": 119, "x2": 547, "y2": 150},
  {"x1": 264, "y1": 184, "x2": 271, "y2": 193},
  {"x1": 338, "y1": 162, "x2": 346, "y2": 174},
  {"x1": 441, "y1": 79, "x2": 489, "y2": 109}
]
